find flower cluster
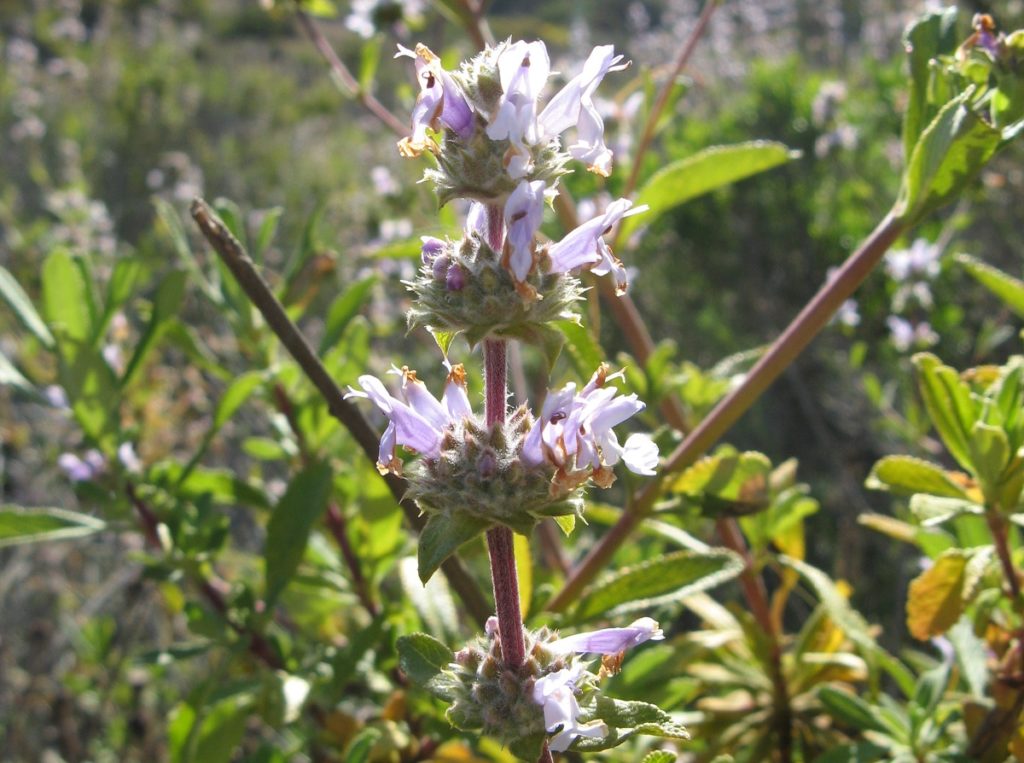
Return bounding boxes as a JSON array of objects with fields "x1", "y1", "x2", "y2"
[
  {"x1": 396, "y1": 38, "x2": 644, "y2": 308},
  {"x1": 443, "y1": 617, "x2": 666, "y2": 754},
  {"x1": 346, "y1": 362, "x2": 657, "y2": 534}
]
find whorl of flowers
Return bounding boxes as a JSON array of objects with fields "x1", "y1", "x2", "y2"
[{"x1": 345, "y1": 362, "x2": 657, "y2": 534}]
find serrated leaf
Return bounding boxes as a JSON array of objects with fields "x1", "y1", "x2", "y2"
[
  {"x1": 906, "y1": 549, "x2": 969, "y2": 640},
  {"x1": 866, "y1": 455, "x2": 969, "y2": 498},
  {"x1": 396, "y1": 632, "x2": 455, "y2": 697},
  {"x1": 0, "y1": 505, "x2": 105, "y2": 547},
  {"x1": 418, "y1": 512, "x2": 490, "y2": 583},
  {"x1": 622, "y1": 141, "x2": 797, "y2": 240},
  {"x1": 0, "y1": 265, "x2": 55, "y2": 349},
  {"x1": 817, "y1": 685, "x2": 887, "y2": 732},
  {"x1": 572, "y1": 549, "x2": 743, "y2": 622},
  {"x1": 264, "y1": 463, "x2": 333, "y2": 606},
  {"x1": 957, "y1": 254, "x2": 1024, "y2": 318},
  {"x1": 574, "y1": 696, "x2": 689, "y2": 752},
  {"x1": 318, "y1": 275, "x2": 377, "y2": 354}
]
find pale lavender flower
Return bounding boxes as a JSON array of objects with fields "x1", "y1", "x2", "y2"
[
  {"x1": 887, "y1": 317, "x2": 938, "y2": 352},
  {"x1": 549, "y1": 617, "x2": 664, "y2": 655},
  {"x1": 532, "y1": 664, "x2": 608, "y2": 752},
  {"x1": 44, "y1": 384, "x2": 69, "y2": 409},
  {"x1": 522, "y1": 364, "x2": 658, "y2": 487},
  {"x1": 885, "y1": 238, "x2": 940, "y2": 282},
  {"x1": 118, "y1": 442, "x2": 142, "y2": 473},
  {"x1": 537, "y1": 45, "x2": 628, "y2": 176},
  {"x1": 58, "y1": 449, "x2": 106, "y2": 483},
  {"x1": 547, "y1": 198, "x2": 647, "y2": 293},
  {"x1": 345, "y1": 364, "x2": 472, "y2": 474},
  {"x1": 834, "y1": 299, "x2": 861, "y2": 328},
  {"x1": 487, "y1": 41, "x2": 551, "y2": 178},
  {"x1": 396, "y1": 44, "x2": 475, "y2": 156},
  {"x1": 371, "y1": 165, "x2": 400, "y2": 196},
  {"x1": 503, "y1": 180, "x2": 547, "y2": 281}
]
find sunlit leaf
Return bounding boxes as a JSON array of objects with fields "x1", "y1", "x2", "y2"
[
  {"x1": 906, "y1": 549, "x2": 969, "y2": 640},
  {"x1": 0, "y1": 264, "x2": 55, "y2": 349},
  {"x1": 622, "y1": 141, "x2": 798, "y2": 240},
  {"x1": 572, "y1": 549, "x2": 743, "y2": 622}
]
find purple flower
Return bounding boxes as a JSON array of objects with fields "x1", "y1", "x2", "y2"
[
  {"x1": 547, "y1": 198, "x2": 646, "y2": 293},
  {"x1": 503, "y1": 179, "x2": 547, "y2": 281},
  {"x1": 549, "y1": 617, "x2": 664, "y2": 655},
  {"x1": 420, "y1": 236, "x2": 445, "y2": 265},
  {"x1": 396, "y1": 44, "x2": 474, "y2": 157},
  {"x1": 345, "y1": 364, "x2": 472, "y2": 474},
  {"x1": 532, "y1": 664, "x2": 608, "y2": 752},
  {"x1": 522, "y1": 364, "x2": 658, "y2": 487}
]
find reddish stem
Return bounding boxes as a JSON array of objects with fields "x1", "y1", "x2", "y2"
[{"x1": 481, "y1": 205, "x2": 527, "y2": 669}]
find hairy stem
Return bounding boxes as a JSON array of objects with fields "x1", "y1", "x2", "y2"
[
  {"x1": 485, "y1": 339, "x2": 526, "y2": 669},
  {"x1": 481, "y1": 204, "x2": 527, "y2": 669},
  {"x1": 546, "y1": 211, "x2": 905, "y2": 611},
  {"x1": 190, "y1": 199, "x2": 490, "y2": 627}
]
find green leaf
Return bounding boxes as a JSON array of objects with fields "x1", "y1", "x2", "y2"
[
  {"x1": 254, "y1": 207, "x2": 284, "y2": 262},
  {"x1": 913, "y1": 353, "x2": 977, "y2": 472},
  {"x1": 908, "y1": 494, "x2": 983, "y2": 526},
  {"x1": 318, "y1": 275, "x2": 377, "y2": 354},
  {"x1": 264, "y1": 463, "x2": 333, "y2": 606},
  {"x1": 779, "y1": 555, "x2": 916, "y2": 697},
  {"x1": 956, "y1": 254, "x2": 1024, "y2": 318},
  {"x1": 896, "y1": 94, "x2": 1003, "y2": 226},
  {"x1": 121, "y1": 271, "x2": 188, "y2": 387},
  {"x1": 865, "y1": 455, "x2": 969, "y2": 499},
  {"x1": 358, "y1": 38, "x2": 380, "y2": 92},
  {"x1": 621, "y1": 141, "x2": 797, "y2": 240},
  {"x1": 575, "y1": 696, "x2": 689, "y2": 752},
  {"x1": 556, "y1": 319, "x2": 604, "y2": 378},
  {"x1": 912, "y1": 660, "x2": 950, "y2": 717},
  {"x1": 213, "y1": 371, "x2": 264, "y2": 430},
  {"x1": 902, "y1": 7, "x2": 959, "y2": 162},
  {"x1": 417, "y1": 512, "x2": 490, "y2": 583},
  {"x1": 154, "y1": 197, "x2": 218, "y2": 304},
  {"x1": 906, "y1": 549, "x2": 969, "y2": 640},
  {"x1": 0, "y1": 265, "x2": 55, "y2": 349},
  {"x1": 814, "y1": 742, "x2": 892, "y2": 763},
  {"x1": 397, "y1": 557, "x2": 459, "y2": 643},
  {"x1": 967, "y1": 421, "x2": 1010, "y2": 500},
  {"x1": 345, "y1": 728, "x2": 382, "y2": 763},
  {"x1": 395, "y1": 632, "x2": 455, "y2": 697},
  {"x1": 817, "y1": 685, "x2": 887, "y2": 732},
  {"x1": 429, "y1": 328, "x2": 459, "y2": 357},
  {"x1": 672, "y1": 448, "x2": 773, "y2": 517},
  {"x1": 42, "y1": 250, "x2": 91, "y2": 348},
  {"x1": 572, "y1": 549, "x2": 743, "y2": 622},
  {"x1": 947, "y1": 616, "x2": 988, "y2": 697},
  {"x1": 0, "y1": 505, "x2": 106, "y2": 547},
  {"x1": 514, "y1": 532, "x2": 532, "y2": 618}
]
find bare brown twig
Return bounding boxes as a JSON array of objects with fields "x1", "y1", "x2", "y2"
[{"x1": 190, "y1": 198, "x2": 490, "y2": 627}]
